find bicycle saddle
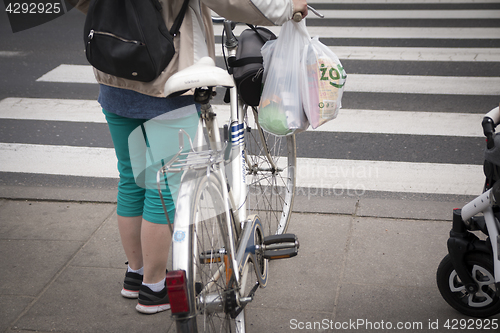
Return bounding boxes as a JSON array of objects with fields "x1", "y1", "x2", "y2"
[{"x1": 164, "y1": 56, "x2": 234, "y2": 97}]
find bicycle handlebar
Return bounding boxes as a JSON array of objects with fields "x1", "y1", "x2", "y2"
[{"x1": 293, "y1": 12, "x2": 303, "y2": 22}]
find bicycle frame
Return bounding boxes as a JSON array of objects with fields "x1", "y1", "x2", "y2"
[
  {"x1": 163, "y1": 93, "x2": 269, "y2": 330},
  {"x1": 158, "y1": 19, "x2": 299, "y2": 331}
]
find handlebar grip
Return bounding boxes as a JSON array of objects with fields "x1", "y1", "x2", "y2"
[
  {"x1": 293, "y1": 12, "x2": 303, "y2": 22},
  {"x1": 482, "y1": 106, "x2": 500, "y2": 149},
  {"x1": 485, "y1": 106, "x2": 500, "y2": 125}
]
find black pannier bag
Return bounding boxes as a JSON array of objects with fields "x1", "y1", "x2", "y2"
[
  {"x1": 229, "y1": 26, "x2": 277, "y2": 106},
  {"x1": 84, "y1": 0, "x2": 189, "y2": 82}
]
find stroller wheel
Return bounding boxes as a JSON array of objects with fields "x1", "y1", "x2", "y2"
[{"x1": 437, "y1": 252, "x2": 500, "y2": 318}]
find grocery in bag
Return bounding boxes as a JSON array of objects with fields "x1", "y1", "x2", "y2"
[
  {"x1": 258, "y1": 20, "x2": 310, "y2": 136},
  {"x1": 301, "y1": 37, "x2": 347, "y2": 129}
]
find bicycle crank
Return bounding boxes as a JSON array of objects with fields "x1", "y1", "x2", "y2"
[{"x1": 259, "y1": 234, "x2": 299, "y2": 260}]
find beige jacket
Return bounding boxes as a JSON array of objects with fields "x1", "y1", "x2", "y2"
[{"x1": 72, "y1": 0, "x2": 295, "y2": 97}]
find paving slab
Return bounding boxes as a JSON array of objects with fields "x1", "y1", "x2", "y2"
[
  {"x1": 1, "y1": 195, "x2": 499, "y2": 333},
  {"x1": 254, "y1": 213, "x2": 352, "y2": 313},
  {"x1": 0, "y1": 200, "x2": 117, "y2": 332},
  {"x1": 71, "y1": 210, "x2": 126, "y2": 269},
  {"x1": 14, "y1": 266, "x2": 172, "y2": 333},
  {"x1": 344, "y1": 216, "x2": 451, "y2": 287}
]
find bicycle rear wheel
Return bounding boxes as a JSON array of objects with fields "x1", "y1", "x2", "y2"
[
  {"x1": 244, "y1": 107, "x2": 297, "y2": 236},
  {"x1": 185, "y1": 170, "x2": 244, "y2": 332}
]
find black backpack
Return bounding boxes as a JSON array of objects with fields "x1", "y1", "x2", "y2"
[
  {"x1": 84, "y1": 0, "x2": 189, "y2": 82},
  {"x1": 229, "y1": 26, "x2": 277, "y2": 106}
]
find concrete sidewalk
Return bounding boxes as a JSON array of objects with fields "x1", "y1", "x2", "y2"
[{"x1": 1, "y1": 187, "x2": 499, "y2": 333}]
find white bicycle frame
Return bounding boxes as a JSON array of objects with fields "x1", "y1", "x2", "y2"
[
  {"x1": 158, "y1": 17, "x2": 301, "y2": 330},
  {"x1": 158, "y1": 52, "x2": 266, "y2": 330}
]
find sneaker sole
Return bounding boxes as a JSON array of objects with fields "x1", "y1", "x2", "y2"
[
  {"x1": 121, "y1": 288, "x2": 139, "y2": 299},
  {"x1": 136, "y1": 303, "x2": 171, "y2": 314}
]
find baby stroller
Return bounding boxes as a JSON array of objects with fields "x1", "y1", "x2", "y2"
[{"x1": 437, "y1": 105, "x2": 500, "y2": 318}]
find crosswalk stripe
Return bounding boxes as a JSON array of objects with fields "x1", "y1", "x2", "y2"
[
  {"x1": 345, "y1": 74, "x2": 500, "y2": 95},
  {"x1": 36, "y1": 64, "x2": 96, "y2": 84},
  {"x1": 308, "y1": 0, "x2": 500, "y2": 3},
  {"x1": 0, "y1": 142, "x2": 483, "y2": 196},
  {"x1": 213, "y1": 26, "x2": 500, "y2": 39},
  {"x1": 0, "y1": 98, "x2": 105, "y2": 123},
  {"x1": 328, "y1": 46, "x2": 500, "y2": 62},
  {"x1": 0, "y1": 98, "x2": 484, "y2": 137},
  {"x1": 292, "y1": 157, "x2": 483, "y2": 196},
  {"x1": 0, "y1": 143, "x2": 118, "y2": 178},
  {"x1": 214, "y1": 44, "x2": 500, "y2": 62},
  {"x1": 36, "y1": 65, "x2": 500, "y2": 96},
  {"x1": 305, "y1": 10, "x2": 500, "y2": 19},
  {"x1": 0, "y1": 51, "x2": 28, "y2": 57},
  {"x1": 209, "y1": 106, "x2": 486, "y2": 138}
]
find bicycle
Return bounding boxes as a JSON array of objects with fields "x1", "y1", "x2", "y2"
[
  {"x1": 157, "y1": 18, "x2": 301, "y2": 332},
  {"x1": 436, "y1": 105, "x2": 500, "y2": 318}
]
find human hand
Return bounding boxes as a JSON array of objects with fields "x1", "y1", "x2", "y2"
[{"x1": 292, "y1": 0, "x2": 308, "y2": 19}]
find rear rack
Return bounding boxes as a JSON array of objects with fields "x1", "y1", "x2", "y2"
[
  {"x1": 156, "y1": 129, "x2": 228, "y2": 233},
  {"x1": 157, "y1": 129, "x2": 227, "y2": 175}
]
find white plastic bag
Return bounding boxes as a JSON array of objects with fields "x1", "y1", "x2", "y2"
[
  {"x1": 258, "y1": 20, "x2": 310, "y2": 136},
  {"x1": 301, "y1": 37, "x2": 347, "y2": 129}
]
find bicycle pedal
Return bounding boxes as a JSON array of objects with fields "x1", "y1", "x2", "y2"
[
  {"x1": 199, "y1": 250, "x2": 223, "y2": 264},
  {"x1": 262, "y1": 233, "x2": 299, "y2": 260}
]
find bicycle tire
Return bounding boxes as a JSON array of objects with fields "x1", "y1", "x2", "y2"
[
  {"x1": 177, "y1": 169, "x2": 244, "y2": 332},
  {"x1": 244, "y1": 107, "x2": 297, "y2": 236}
]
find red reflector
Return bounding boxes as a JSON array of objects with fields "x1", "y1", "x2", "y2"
[{"x1": 166, "y1": 270, "x2": 190, "y2": 314}]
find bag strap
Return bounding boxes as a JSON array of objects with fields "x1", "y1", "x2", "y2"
[
  {"x1": 229, "y1": 57, "x2": 263, "y2": 68},
  {"x1": 246, "y1": 24, "x2": 267, "y2": 44},
  {"x1": 168, "y1": 0, "x2": 190, "y2": 36}
]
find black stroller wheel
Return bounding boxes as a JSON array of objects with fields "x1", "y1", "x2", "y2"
[{"x1": 437, "y1": 253, "x2": 500, "y2": 318}]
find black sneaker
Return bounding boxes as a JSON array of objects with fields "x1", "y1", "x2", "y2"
[
  {"x1": 121, "y1": 271, "x2": 143, "y2": 299},
  {"x1": 136, "y1": 282, "x2": 170, "y2": 314}
]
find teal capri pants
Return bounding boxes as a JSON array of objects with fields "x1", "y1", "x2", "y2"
[{"x1": 103, "y1": 108, "x2": 200, "y2": 224}]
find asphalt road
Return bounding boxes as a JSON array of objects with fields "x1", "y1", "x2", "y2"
[{"x1": 0, "y1": 1, "x2": 499, "y2": 197}]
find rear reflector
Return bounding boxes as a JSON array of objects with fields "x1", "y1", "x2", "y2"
[{"x1": 166, "y1": 270, "x2": 190, "y2": 314}]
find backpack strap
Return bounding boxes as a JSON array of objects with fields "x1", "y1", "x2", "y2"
[{"x1": 162, "y1": 0, "x2": 190, "y2": 37}]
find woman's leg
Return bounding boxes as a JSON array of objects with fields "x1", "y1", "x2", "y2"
[
  {"x1": 141, "y1": 219, "x2": 172, "y2": 284},
  {"x1": 117, "y1": 215, "x2": 143, "y2": 270},
  {"x1": 103, "y1": 110, "x2": 147, "y2": 274}
]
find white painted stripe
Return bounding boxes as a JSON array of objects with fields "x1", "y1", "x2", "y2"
[
  {"x1": 292, "y1": 157, "x2": 483, "y2": 196},
  {"x1": 345, "y1": 74, "x2": 500, "y2": 95},
  {"x1": 0, "y1": 143, "x2": 118, "y2": 178},
  {"x1": 215, "y1": 44, "x2": 500, "y2": 62},
  {"x1": 309, "y1": 0, "x2": 500, "y2": 3},
  {"x1": 0, "y1": 51, "x2": 28, "y2": 57},
  {"x1": 36, "y1": 64, "x2": 97, "y2": 84},
  {"x1": 36, "y1": 65, "x2": 500, "y2": 95},
  {"x1": 0, "y1": 98, "x2": 105, "y2": 123},
  {"x1": 330, "y1": 46, "x2": 500, "y2": 62},
  {"x1": 314, "y1": 10, "x2": 500, "y2": 19},
  {"x1": 0, "y1": 98, "x2": 485, "y2": 137},
  {"x1": 213, "y1": 105, "x2": 485, "y2": 137},
  {"x1": 213, "y1": 25, "x2": 500, "y2": 39},
  {"x1": 0, "y1": 143, "x2": 482, "y2": 195},
  {"x1": 320, "y1": 109, "x2": 484, "y2": 137}
]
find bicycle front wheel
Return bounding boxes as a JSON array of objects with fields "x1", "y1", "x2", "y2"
[
  {"x1": 244, "y1": 107, "x2": 297, "y2": 236},
  {"x1": 183, "y1": 170, "x2": 244, "y2": 332}
]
